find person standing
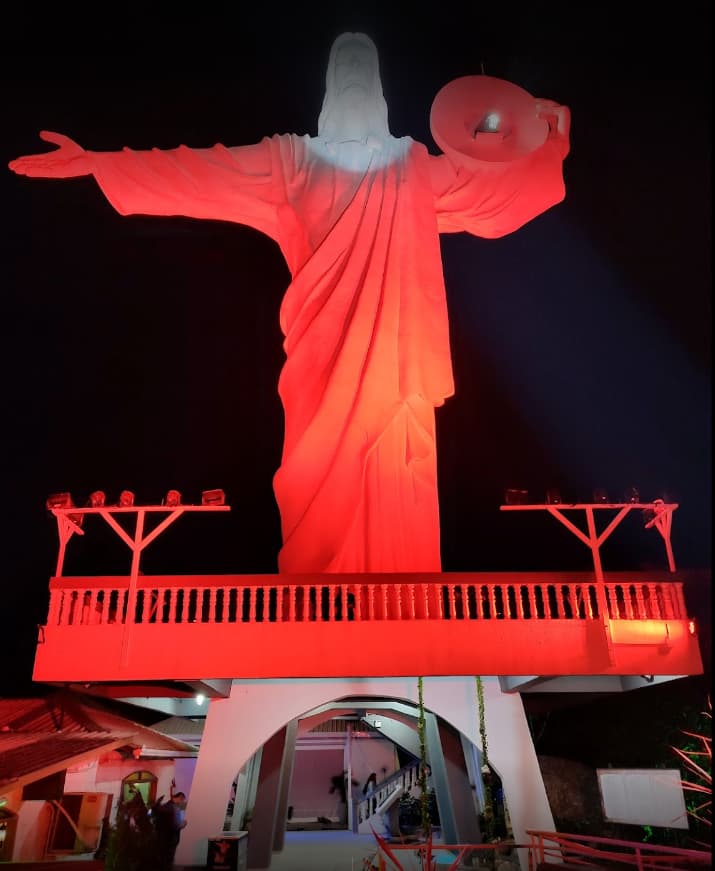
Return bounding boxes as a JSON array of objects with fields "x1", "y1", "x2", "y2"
[{"x1": 155, "y1": 783, "x2": 187, "y2": 871}]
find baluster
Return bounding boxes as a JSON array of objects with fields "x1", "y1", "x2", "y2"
[
  {"x1": 163, "y1": 588, "x2": 172, "y2": 624},
  {"x1": 584, "y1": 586, "x2": 595, "y2": 619},
  {"x1": 63, "y1": 590, "x2": 75, "y2": 625},
  {"x1": 354, "y1": 586, "x2": 363, "y2": 621},
  {"x1": 47, "y1": 590, "x2": 61, "y2": 626},
  {"x1": 528, "y1": 585, "x2": 538, "y2": 619},
  {"x1": 207, "y1": 588, "x2": 217, "y2": 623},
  {"x1": 86, "y1": 590, "x2": 97, "y2": 625},
  {"x1": 561, "y1": 585, "x2": 571, "y2": 619},
  {"x1": 94, "y1": 590, "x2": 104, "y2": 625},
  {"x1": 446, "y1": 585, "x2": 455, "y2": 619},
  {"x1": 340, "y1": 583, "x2": 349, "y2": 621},
  {"x1": 288, "y1": 586, "x2": 296, "y2": 623},
  {"x1": 235, "y1": 587, "x2": 243, "y2": 623},
  {"x1": 633, "y1": 584, "x2": 645, "y2": 618},
  {"x1": 393, "y1": 584, "x2": 402, "y2": 620},
  {"x1": 380, "y1": 585, "x2": 388, "y2": 620},
  {"x1": 506, "y1": 585, "x2": 515, "y2": 619},
  {"x1": 368, "y1": 585, "x2": 375, "y2": 620},
  {"x1": 419, "y1": 584, "x2": 429, "y2": 619},
  {"x1": 249, "y1": 588, "x2": 257, "y2": 623},
  {"x1": 625, "y1": 585, "x2": 636, "y2": 620},
  {"x1": 373, "y1": 584, "x2": 381, "y2": 619},
  {"x1": 476, "y1": 585, "x2": 485, "y2": 619},
  {"x1": 614, "y1": 584, "x2": 626, "y2": 620},
  {"x1": 117, "y1": 590, "x2": 127, "y2": 625},
  {"x1": 489, "y1": 585, "x2": 498, "y2": 619},
  {"x1": 665, "y1": 584, "x2": 679, "y2": 619}
]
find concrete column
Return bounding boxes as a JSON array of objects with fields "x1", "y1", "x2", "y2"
[
  {"x1": 424, "y1": 711, "x2": 458, "y2": 844},
  {"x1": 272, "y1": 719, "x2": 297, "y2": 852},
  {"x1": 437, "y1": 718, "x2": 480, "y2": 844},
  {"x1": 247, "y1": 724, "x2": 291, "y2": 869}
]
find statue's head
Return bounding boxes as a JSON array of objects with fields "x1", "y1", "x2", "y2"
[{"x1": 318, "y1": 32, "x2": 390, "y2": 142}]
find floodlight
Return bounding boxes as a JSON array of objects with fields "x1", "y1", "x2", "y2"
[{"x1": 201, "y1": 488, "x2": 226, "y2": 506}]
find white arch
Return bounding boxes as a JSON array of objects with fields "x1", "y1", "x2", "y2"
[{"x1": 176, "y1": 676, "x2": 554, "y2": 868}]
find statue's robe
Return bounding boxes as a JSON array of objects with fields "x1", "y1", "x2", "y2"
[{"x1": 90, "y1": 127, "x2": 567, "y2": 572}]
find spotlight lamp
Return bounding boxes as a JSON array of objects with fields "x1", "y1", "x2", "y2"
[
  {"x1": 592, "y1": 488, "x2": 609, "y2": 504},
  {"x1": 46, "y1": 492, "x2": 73, "y2": 510},
  {"x1": 624, "y1": 486, "x2": 640, "y2": 504},
  {"x1": 545, "y1": 488, "x2": 562, "y2": 505},
  {"x1": 88, "y1": 490, "x2": 106, "y2": 508},
  {"x1": 504, "y1": 488, "x2": 529, "y2": 505},
  {"x1": 164, "y1": 489, "x2": 182, "y2": 507},
  {"x1": 118, "y1": 490, "x2": 135, "y2": 508},
  {"x1": 201, "y1": 488, "x2": 226, "y2": 506}
]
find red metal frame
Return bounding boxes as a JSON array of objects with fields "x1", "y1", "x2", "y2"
[
  {"x1": 500, "y1": 502, "x2": 678, "y2": 581},
  {"x1": 48, "y1": 503, "x2": 230, "y2": 664}
]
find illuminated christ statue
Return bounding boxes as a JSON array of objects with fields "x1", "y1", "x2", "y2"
[{"x1": 9, "y1": 33, "x2": 570, "y2": 574}]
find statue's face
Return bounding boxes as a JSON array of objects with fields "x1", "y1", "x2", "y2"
[{"x1": 334, "y1": 40, "x2": 374, "y2": 99}]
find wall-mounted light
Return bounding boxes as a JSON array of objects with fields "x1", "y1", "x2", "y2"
[
  {"x1": 164, "y1": 490, "x2": 182, "y2": 507},
  {"x1": 201, "y1": 489, "x2": 226, "y2": 506},
  {"x1": 546, "y1": 488, "x2": 562, "y2": 505},
  {"x1": 195, "y1": 693, "x2": 206, "y2": 706}
]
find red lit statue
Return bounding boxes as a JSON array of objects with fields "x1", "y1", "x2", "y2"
[{"x1": 9, "y1": 33, "x2": 570, "y2": 574}]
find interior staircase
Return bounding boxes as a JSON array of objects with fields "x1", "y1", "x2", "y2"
[{"x1": 353, "y1": 761, "x2": 422, "y2": 835}]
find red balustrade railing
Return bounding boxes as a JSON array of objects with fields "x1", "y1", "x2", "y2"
[{"x1": 45, "y1": 575, "x2": 689, "y2": 628}]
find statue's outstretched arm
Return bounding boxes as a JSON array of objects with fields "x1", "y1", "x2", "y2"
[{"x1": 8, "y1": 131, "x2": 91, "y2": 178}]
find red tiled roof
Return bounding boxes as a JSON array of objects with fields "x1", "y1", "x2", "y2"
[
  {"x1": 0, "y1": 693, "x2": 198, "y2": 794},
  {"x1": 0, "y1": 732, "x2": 129, "y2": 792},
  {"x1": 0, "y1": 695, "x2": 107, "y2": 733}
]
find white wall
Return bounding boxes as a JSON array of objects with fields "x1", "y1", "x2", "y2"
[
  {"x1": 12, "y1": 799, "x2": 53, "y2": 861},
  {"x1": 288, "y1": 747, "x2": 345, "y2": 819},
  {"x1": 350, "y1": 737, "x2": 399, "y2": 789}
]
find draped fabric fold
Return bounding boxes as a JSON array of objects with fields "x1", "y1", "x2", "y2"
[{"x1": 89, "y1": 120, "x2": 566, "y2": 573}]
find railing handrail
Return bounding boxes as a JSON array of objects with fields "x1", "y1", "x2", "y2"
[
  {"x1": 355, "y1": 761, "x2": 421, "y2": 828},
  {"x1": 373, "y1": 831, "x2": 711, "y2": 871},
  {"x1": 44, "y1": 576, "x2": 690, "y2": 628},
  {"x1": 525, "y1": 829, "x2": 712, "y2": 870}
]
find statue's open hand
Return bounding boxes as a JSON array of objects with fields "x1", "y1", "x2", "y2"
[{"x1": 8, "y1": 131, "x2": 90, "y2": 178}]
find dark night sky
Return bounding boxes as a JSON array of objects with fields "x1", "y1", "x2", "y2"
[{"x1": 1, "y1": 3, "x2": 711, "y2": 694}]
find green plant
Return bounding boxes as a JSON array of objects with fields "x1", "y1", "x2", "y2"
[
  {"x1": 103, "y1": 795, "x2": 161, "y2": 871},
  {"x1": 417, "y1": 676, "x2": 432, "y2": 838},
  {"x1": 476, "y1": 676, "x2": 495, "y2": 841},
  {"x1": 671, "y1": 695, "x2": 711, "y2": 846}
]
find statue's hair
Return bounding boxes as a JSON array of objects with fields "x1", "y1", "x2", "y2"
[{"x1": 317, "y1": 32, "x2": 391, "y2": 141}]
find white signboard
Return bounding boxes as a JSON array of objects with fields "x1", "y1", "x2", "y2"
[{"x1": 597, "y1": 768, "x2": 688, "y2": 829}]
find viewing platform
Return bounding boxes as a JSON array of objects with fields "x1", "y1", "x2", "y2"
[{"x1": 33, "y1": 495, "x2": 703, "y2": 692}]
